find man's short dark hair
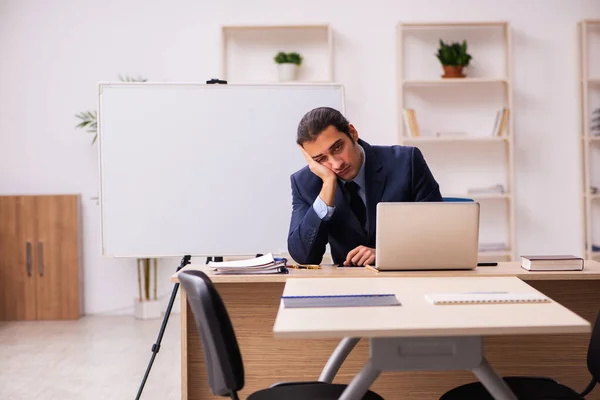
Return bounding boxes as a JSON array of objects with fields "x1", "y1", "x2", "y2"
[{"x1": 296, "y1": 107, "x2": 351, "y2": 146}]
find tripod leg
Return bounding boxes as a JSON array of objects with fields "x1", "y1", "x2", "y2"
[
  {"x1": 135, "y1": 281, "x2": 179, "y2": 400},
  {"x1": 135, "y1": 255, "x2": 190, "y2": 400}
]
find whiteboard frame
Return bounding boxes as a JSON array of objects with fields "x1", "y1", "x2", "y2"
[{"x1": 97, "y1": 82, "x2": 346, "y2": 258}]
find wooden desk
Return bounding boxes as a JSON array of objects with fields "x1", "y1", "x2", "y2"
[
  {"x1": 274, "y1": 277, "x2": 591, "y2": 400},
  {"x1": 172, "y1": 261, "x2": 600, "y2": 400}
]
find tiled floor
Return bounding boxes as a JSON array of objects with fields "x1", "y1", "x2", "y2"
[{"x1": 0, "y1": 315, "x2": 181, "y2": 400}]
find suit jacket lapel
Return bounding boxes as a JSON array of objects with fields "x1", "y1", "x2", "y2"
[{"x1": 362, "y1": 141, "x2": 386, "y2": 240}]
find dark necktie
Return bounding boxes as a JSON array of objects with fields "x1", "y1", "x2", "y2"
[{"x1": 345, "y1": 181, "x2": 366, "y2": 229}]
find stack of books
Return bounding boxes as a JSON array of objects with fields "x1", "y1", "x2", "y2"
[{"x1": 208, "y1": 253, "x2": 288, "y2": 275}]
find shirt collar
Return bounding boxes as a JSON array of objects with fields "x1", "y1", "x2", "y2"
[{"x1": 340, "y1": 143, "x2": 366, "y2": 190}]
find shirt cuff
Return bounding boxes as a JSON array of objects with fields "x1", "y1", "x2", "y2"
[{"x1": 313, "y1": 196, "x2": 335, "y2": 221}]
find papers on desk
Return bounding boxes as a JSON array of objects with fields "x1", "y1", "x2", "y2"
[
  {"x1": 208, "y1": 253, "x2": 288, "y2": 275},
  {"x1": 282, "y1": 294, "x2": 400, "y2": 308},
  {"x1": 425, "y1": 292, "x2": 550, "y2": 305}
]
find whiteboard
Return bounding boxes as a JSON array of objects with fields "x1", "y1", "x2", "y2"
[{"x1": 98, "y1": 83, "x2": 345, "y2": 258}]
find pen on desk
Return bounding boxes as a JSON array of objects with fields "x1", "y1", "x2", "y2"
[
  {"x1": 365, "y1": 265, "x2": 379, "y2": 273},
  {"x1": 289, "y1": 264, "x2": 320, "y2": 269}
]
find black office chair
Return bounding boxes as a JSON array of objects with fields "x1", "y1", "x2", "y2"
[
  {"x1": 439, "y1": 311, "x2": 600, "y2": 400},
  {"x1": 178, "y1": 269, "x2": 384, "y2": 400}
]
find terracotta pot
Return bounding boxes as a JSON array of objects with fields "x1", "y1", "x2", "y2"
[{"x1": 442, "y1": 65, "x2": 466, "y2": 78}]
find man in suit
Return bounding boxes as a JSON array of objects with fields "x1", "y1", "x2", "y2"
[{"x1": 287, "y1": 107, "x2": 442, "y2": 266}]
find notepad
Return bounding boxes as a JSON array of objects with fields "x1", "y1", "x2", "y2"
[
  {"x1": 425, "y1": 292, "x2": 550, "y2": 305},
  {"x1": 281, "y1": 294, "x2": 400, "y2": 308}
]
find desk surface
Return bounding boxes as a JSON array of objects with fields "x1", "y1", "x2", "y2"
[
  {"x1": 272, "y1": 277, "x2": 591, "y2": 339},
  {"x1": 172, "y1": 259, "x2": 600, "y2": 283}
]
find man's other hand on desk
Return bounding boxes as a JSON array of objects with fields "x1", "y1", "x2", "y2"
[{"x1": 344, "y1": 245, "x2": 375, "y2": 267}]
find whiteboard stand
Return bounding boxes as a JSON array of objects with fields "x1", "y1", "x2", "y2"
[{"x1": 135, "y1": 254, "x2": 191, "y2": 400}]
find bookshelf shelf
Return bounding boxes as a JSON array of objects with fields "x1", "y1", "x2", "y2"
[
  {"x1": 400, "y1": 21, "x2": 507, "y2": 29},
  {"x1": 403, "y1": 78, "x2": 508, "y2": 87},
  {"x1": 446, "y1": 193, "x2": 511, "y2": 200},
  {"x1": 220, "y1": 24, "x2": 333, "y2": 83},
  {"x1": 478, "y1": 250, "x2": 512, "y2": 260},
  {"x1": 579, "y1": 20, "x2": 600, "y2": 260},
  {"x1": 402, "y1": 136, "x2": 508, "y2": 143},
  {"x1": 397, "y1": 21, "x2": 515, "y2": 260}
]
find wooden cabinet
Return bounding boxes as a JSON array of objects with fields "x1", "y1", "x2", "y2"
[{"x1": 0, "y1": 195, "x2": 80, "y2": 320}]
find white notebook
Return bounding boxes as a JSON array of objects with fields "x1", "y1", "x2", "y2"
[{"x1": 426, "y1": 292, "x2": 550, "y2": 305}]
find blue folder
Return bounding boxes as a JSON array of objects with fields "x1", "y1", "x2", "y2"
[{"x1": 281, "y1": 294, "x2": 400, "y2": 308}]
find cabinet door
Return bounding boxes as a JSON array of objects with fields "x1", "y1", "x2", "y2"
[
  {"x1": 0, "y1": 196, "x2": 37, "y2": 320},
  {"x1": 35, "y1": 195, "x2": 80, "y2": 320}
]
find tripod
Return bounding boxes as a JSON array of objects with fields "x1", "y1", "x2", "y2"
[{"x1": 135, "y1": 254, "x2": 191, "y2": 400}]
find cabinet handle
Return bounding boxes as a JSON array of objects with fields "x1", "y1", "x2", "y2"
[
  {"x1": 26, "y1": 242, "x2": 32, "y2": 276},
  {"x1": 38, "y1": 242, "x2": 44, "y2": 277}
]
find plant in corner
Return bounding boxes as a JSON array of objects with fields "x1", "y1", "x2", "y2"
[
  {"x1": 273, "y1": 51, "x2": 303, "y2": 82},
  {"x1": 435, "y1": 39, "x2": 472, "y2": 78}
]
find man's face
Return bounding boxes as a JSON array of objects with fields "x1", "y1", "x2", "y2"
[{"x1": 302, "y1": 124, "x2": 363, "y2": 181}]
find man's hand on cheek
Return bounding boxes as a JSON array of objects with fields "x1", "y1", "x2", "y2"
[
  {"x1": 344, "y1": 246, "x2": 375, "y2": 267},
  {"x1": 298, "y1": 145, "x2": 336, "y2": 183}
]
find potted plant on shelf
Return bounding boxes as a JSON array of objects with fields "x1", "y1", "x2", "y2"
[
  {"x1": 435, "y1": 39, "x2": 472, "y2": 78},
  {"x1": 274, "y1": 51, "x2": 303, "y2": 82}
]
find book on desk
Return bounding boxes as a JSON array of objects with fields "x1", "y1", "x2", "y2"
[{"x1": 521, "y1": 255, "x2": 584, "y2": 271}]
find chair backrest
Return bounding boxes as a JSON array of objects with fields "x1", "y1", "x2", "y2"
[
  {"x1": 587, "y1": 311, "x2": 600, "y2": 384},
  {"x1": 178, "y1": 270, "x2": 244, "y2": 397},
  {"x1": 443, "y1": 197, "x2": 475, "y2": 202}
]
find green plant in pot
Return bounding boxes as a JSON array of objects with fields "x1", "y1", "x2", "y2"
[
  {"x1": 435, "y1": 39, "x2": 472, "y2": 78},
  {"x1": 274, "y1": 51, "x2": 303, "y2": 82}
]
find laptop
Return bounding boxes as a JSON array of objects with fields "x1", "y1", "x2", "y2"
[{"x1": 372, "y1": 202, "x2": 480, "y2": 271}]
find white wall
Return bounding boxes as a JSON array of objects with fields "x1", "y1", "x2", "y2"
[{"x1": 0, "y1": 0, "x2": 598, "y2": 315}]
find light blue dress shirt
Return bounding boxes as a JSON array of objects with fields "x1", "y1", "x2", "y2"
[{"x1": 313, "y1": 144, "x2": 366, "y2": 220}]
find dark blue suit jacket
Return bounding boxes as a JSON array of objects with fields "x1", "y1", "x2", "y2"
[{"x1": 287, "y1": 139, "x2": 443, "y2": 265}]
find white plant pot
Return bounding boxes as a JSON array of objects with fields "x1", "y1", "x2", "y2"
[
  {"x1": 277, "y1": 63, "x2": 298, "y2": 82},
  {"x1": 134, "y1": 298, "x2": 162, "y2": 320}
]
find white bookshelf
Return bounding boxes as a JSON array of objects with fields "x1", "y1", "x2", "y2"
[
  {"x1": 220, "y1": 24, "x2": 333, "y2": 83},
  {"x1": 403, "y1": 78, "x2": 509, "y2": 86},
  {"x1": 579, "y1": 20, "x2": 600, "y2": 260},
  {"x1": 397, "y1": 21, "x2": 515, "y2": 261}
]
